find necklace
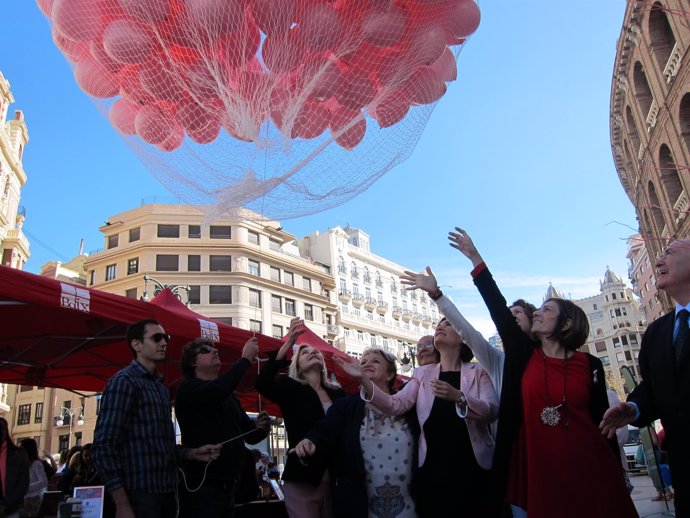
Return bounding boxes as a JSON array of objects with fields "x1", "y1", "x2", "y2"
[{"x1": 540, "y1": 348, "x2": 569, "y2": 427}]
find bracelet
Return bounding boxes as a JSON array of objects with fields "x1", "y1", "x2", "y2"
[{"x1": 429, "y1": 287, "x2": 443, "y2": 301}]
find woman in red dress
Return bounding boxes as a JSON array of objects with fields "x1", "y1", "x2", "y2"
[{"x1": 506, "y1": 297, "x2": 637, "y2": 518}]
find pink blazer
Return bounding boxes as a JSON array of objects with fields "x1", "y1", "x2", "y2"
[{"x1": 367, "y1": 362, "x2": 498, "y2": 470}]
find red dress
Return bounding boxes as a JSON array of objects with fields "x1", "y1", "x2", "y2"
[{"x1": 506, "y1": 349, "x2": 638, "y2": 518}]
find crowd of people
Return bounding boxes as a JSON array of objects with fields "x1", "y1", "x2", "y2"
[{"x1": 60, "y1": 227, "x2": 687, "y2": 518}]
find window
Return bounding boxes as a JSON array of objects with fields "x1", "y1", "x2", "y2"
[
  {"x1": 625, "y1": 351, "x2": 633, "y2": 361},
  {"x1": 127, "y1": 257, "x2": 139, "y2": 275},
  {"x1": 353, "y1": 283, "x2": 360, "y2": 295},
  {"x1": 250, "y1": 320, "x2": 262, "y2": 333},
  {"x1": 89, "y1": 270, "x2": 95, "y2": 286},
  {"x1": 249, "y1": 288, "x2": 262, "y2": 308},
  {"x1": 621, "y1": 336, "x2": 629, "y2": 346},
  {"x1": 303, "y1": 277, "x2": 312, "y2": 292},
  {"x1": 248, "y1": 231, "x2": 259, "y2": 245},
  {"x1": 595, "y1": 341, "x2": 607, "y2": 353},
  {"x1": 125, "y1": 288, "x2": 138, "y2": 299},
  {"x1": 270, "y1": 267, "x2": 281, "y2": 282},
  {"x1": 210, "y1": 255, "x2": 232, "y2": 272},
  {"x1": 272, "y1": 295, "x2": 282, "y2": 313},
  {"x1": 612, "y1": 293, "x2": 617, "y2": 300},
  {"x1": 601, "y1": 356, "x2": 610, "y2": 366},
  {"x1": 34, "y1": 402, "x2": 43, "y2": 424},
  {"x1": 613, "y1": 337, "x2": 621, "y2": 348},
  {"x1": 107, "y1": 234, "x2": 119, "y2": 249},
  {"x1": 105, "y1": 264, "x2": 116, "y2": 281},
  {"x1": 75, "y1": 431, "x2": 83, "y2": 447},
  {"x1": 629, "y1": 334, "x2": 639, "y2": 345},
  {"x1": 188, "y1": 225, "x2": 201, "y2": 238},
  {"x1": 96, "y1": 394, "x2": 102, "y2": 415},
  {"x1": 157, "y1": 224, "x2": 180, "y2": 238},
  {"x1": 357, "y1": 331, "x2": 364, "y2": 342},
  {"x1": 129, "y1": 227, "x2": 140, "y2": 242},
  {"x1": 215, "y1": 317, "x2": 233, "y2": 325},
  {"x1": 272, "y1": 324, "x2": 283, "y2": 338},
  {"x1": 189, "y1": 285, "x2": 200, "y2": 304},
  {"x1": 305, "y1": 304, "x2": 314, "y2": 321},
  {"x1": 17, "y1": 404, "x2": 31, "y2": 425},
  {"x1": 285, "y1": 298, "x2": 296, "y2": 316},
  {"x1": 156, "y1": 255, "x2": 179, "y2": 271},
  {"x1": 188, "y1": 255, "x2": 201, "y2": 272},
  {"x1": 210, "y1": 225, "x2": 231, "y2": 239},
  {"x1": 209, "y1": 286, "x2": 232, "y2": 304},
  {"x1": 593, "y1": 303, "x2": 598, "y2": 310},
  {"x1": 269, "y1": 239, "x2": 281, "y2": 251},
  {"x1": 58, "y1": 435, "x2": 69, "y2": 452},
  {"x1": 248, "y1": 260, "x2": 260, "y2": 276},
  {"x1": 615, "y1": 308, "x2": 622, "y2": 317},
  {"x1": 284, "y1": 271, "x2": 294, "y2": 286}
]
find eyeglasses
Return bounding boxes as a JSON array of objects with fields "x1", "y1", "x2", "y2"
[
  {"x1": 146, "y1": 333, "x2": 170, "y2": 343},
  {"x1": 197, "y1": 345, "x2": 216, "y2": 355}
]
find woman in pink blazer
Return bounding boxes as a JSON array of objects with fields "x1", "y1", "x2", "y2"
[{"x1": 337, "y1": 318, "x2": 499, "y2": 518}]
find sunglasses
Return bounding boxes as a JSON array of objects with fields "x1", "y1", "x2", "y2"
[
  {"x1": 146, "y1": 333, "x2": 170, "y2": 343},
  {"x1": 197, "y1": 345, "x2": 216, "y2": 355}
]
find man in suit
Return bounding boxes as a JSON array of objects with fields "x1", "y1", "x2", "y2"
[{"x1": 601, "y1": 239, "x2": 690, "y2": 517}]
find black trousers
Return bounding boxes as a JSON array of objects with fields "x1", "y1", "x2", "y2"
[{"x1": 179, "y1": 482, "x2": 236, "y2": 518}]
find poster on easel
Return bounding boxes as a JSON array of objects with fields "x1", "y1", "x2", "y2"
[{"x1": 73, "y1": 486, "x2": 105, "y2": 518}]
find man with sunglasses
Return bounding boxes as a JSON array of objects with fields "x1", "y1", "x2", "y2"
[
  {"x1": 175, "y1": 336, "x2": 271, "y2": 518},
  {"x1": 93, "y1": 319, "x2": 221, "y2": 518}
]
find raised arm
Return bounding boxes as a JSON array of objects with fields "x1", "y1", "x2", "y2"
[{"x1": 255, "y1": 318, "x2": 305, "y2": 402}]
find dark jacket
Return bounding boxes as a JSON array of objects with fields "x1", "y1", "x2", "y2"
[
  {"x1": 473, "y1": 265, "x2": 618, "y2": 503},
  {"x1": 4, "y1": 444, "x2": 30, "y2": 514},
  {"x1": 175, "y1": 358, "x2": 268, "y2": 486},
  {"x1": 629, "y1": 309, "x2": 690, "y2": 514},
  {"x1": 306, "y1": 395, "x2": 418, "y2": 518},
  {"x1": 255, "y1": 352, "x2": 345, "y2": 486}
]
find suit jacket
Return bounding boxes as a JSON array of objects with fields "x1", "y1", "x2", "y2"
[
  {"x1": 255, "y1": 353, "x2": 346, "y2": 486},
  {"x1": 629, "y1": 310, "x2": 690, "y2": 505},
  {"x1": 368, "y1": 361, "x2": 498, "y2": 469}
]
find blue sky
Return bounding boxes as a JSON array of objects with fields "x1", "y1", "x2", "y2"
[{"x1": 0, "y1": 1, "x2": 636, "y2": 336}]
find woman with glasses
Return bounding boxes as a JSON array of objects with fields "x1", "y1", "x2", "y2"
[
  {"x1": 292, "y1": 348, "x2": 418, "y2": 518},
  {"x1": 256, "y1": 318, "x2": 346, "y2": 518},
  {"x1": 336, "y1": 319, "x2": 498, "y2": 518}
]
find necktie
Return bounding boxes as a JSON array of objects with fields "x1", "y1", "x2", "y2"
[{"x1": 674, "y1": 309, "x2": 689, "y2": 365}]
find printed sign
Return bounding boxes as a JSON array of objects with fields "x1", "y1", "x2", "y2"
[{"x1": 60, "y1": 283, "x2": 91, "y2": 313}]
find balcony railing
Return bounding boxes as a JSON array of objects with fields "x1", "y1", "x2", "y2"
[
  {"x1": 663, "y1": 42, "x2": 682, "y2": 83},
  {"x1": 646, "y1": 99, "x2": 659, "y2": 131},
  {"x1": 364, "y1": 297, "x2": 377, "y2": 310},
  {"x1": 375, "y1": 279, "x2": 383, "y2": 288},
  {"x1": 352, "y1": 293, "x2": 364, "y2": 306},
  {"x1": 661, "y1": 225, "x2": 670, "y2": 239},
  {"x1": 338, "y1": 265, "x2": 347, "y2": 274},
  {"x1": 338, "y1": 289, "x2": 352, "y2": 302},
  {"x1": 327, "y1": 324, "x2": 338, "y2": 335},
  {"x1": 376, "y1": 301, "x2": 388, "y2": 315},
  {"x1": 412, "y1": 312, "x2": 423, "y2": 324},
  {"x1": 401, "y1": 310, "x2": 412, "y2": 322},
  {"x1": 392, "y1": 306, "x2": 402, "y2": 318},
  {"x1": 674, "y1": 190, "x2": 688, "y2": 224},
  {"x1": 363, "y1": 274, "x2": 371, "y2": 284}
]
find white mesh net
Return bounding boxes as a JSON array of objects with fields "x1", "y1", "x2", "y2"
[{"x1": 39, "y1": 0, "x2": 480, "y2": 220}]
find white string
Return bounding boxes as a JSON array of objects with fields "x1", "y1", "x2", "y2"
[{"x1": 177, "y1": 428, "x2": 258, "y2": 493}]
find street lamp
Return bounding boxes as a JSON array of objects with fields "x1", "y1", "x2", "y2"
[
  {"x1": 141, "y1": 273, "x2": 191, "y2": 305},
  {"x1": 398, "y1": 344, "x2": 416, "y2": 373},
  {"x1": 55, "y1": 407, "x2": 84, "y2": 450}
]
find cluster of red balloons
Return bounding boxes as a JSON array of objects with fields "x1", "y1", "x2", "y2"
[{"x1": 38, "y1": 0, "x2": 480, "y2": 151}]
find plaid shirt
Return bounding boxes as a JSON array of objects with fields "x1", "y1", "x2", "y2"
[{"x1": 93, "y1": 361, "x2": 182, "y2": 494}]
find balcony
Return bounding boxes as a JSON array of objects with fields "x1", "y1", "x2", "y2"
[
  {"x1": 351, "y1": 269, "x2": 359, "y2": 279},
  {"x1": 661, "y1": 225, "x2": 670, "y2": 239},
  {"x1": 338, "y1": 289, "x2": 352, "y2": 302},
  {"x1": 402, "y1": 310, "x2": 412, "y2": 322},
  {"x1": 410, "y1": 291, "x2": 417, "y2": 300},
  {"x1": 327, "y1": 324, "x2": 338, "y2": 335},
  {"x1": 352, "y1": 293, "x2": 364, "y2": 307},
  {"x1": 338, "y1": 265, "x2": 347, "y2": 274},
  {"x1": 646, "y1": 99, "x2": 659, "y2": 131},
  {"x1": 399, "y1": 287, "x2": 407, "y2": 297},
  {"x1": 376, "y1": 301, "x2": 388, "y2": 315},
  {"x1": 375, "y1": 279, "x2": 383, "y2": 288},
  {"x1": 363, "y1": 274, "x2": 371, "y2": 284},
  {"x1": 412, "y1": 312, "x2": 423, "y2": 324},
  {"x1": 364, "y1": 297, "x2": 377, "y2": 310},
  {"x1": 392, "y1": 306, "x2": 402, "y2": 319},
  {"x1": 674, "y1": 190, "x2": 688, "y2": 224},
  {"x1": 422, "y1": 315, "x2": 432, "y2": 326},
  {"x1": 663, "y1": 42, "x2": 682, "y2": 83},
  {"x1": 390, "y1": 284, "x2": 397, "y2": 293}
]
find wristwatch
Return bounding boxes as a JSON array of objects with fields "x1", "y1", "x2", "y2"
[{"x1": 457, "y1": 391, "x2": 467, "y2": 406}]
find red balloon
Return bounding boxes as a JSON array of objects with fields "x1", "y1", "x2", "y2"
[
  {"x1": 119, "y1": 66, "x2": 156, "y2": 105},
  {"x1": 185, "y1": 60, "x2": 224, "y2": 101},
  {"x1": 330, "y1": 107, "x2": 366, "y2": 150},
  {"x1": 429, "y1": 47, "x2": 457, "y2": 82},
  {"x1": 297, "y1": 3, "x2": 343, "y2": 52},
  {"x1": 402, "y1": 66, "x2": 446, "y2": 105},
  {"x1": 52, "y1": 0, "x2": 102, "y2": 42},
  {"x1": 119, "y1": 0, "x2": 170, "y2": 23},
  {"x1": 74, "y1": 58, "x2": 120, "y2": 98},
  {"x1": 135, "y1": 104, "x2": 180, "y2": 145},
  {"x1": 335, "y1": 70, "x2": 377, "y2": 111},
  {"x1": 182, "y1": 0, "x2": 245, "y2": 40},
  {"x1": 362, "y1": 4, "x2": 407, "y2": 47},
  {"x1": 177, "y1": 101, "x2": 221, "y2": 144},
  {"x1": 90, "y1": 39, "x2": 125, "y2": 73},
  {"x1": 269, "y1": 87, "x2": 291, "y2": 128},
  {"x1": 52, "y1": 28, "x2": 90, "y2": 63},
  {"x1": 250, "y1": 0, "x2": 294, "y2": 36},
  {"x1": 291, "y1": 101, "x2": 330, "y2": 139},
  {"x1": 439, "y1": 0, "x2": 480, "y2": 42},
  {"x1": 262, "y1": 31, "x2": 303, "y2": 73},
  {"x1": 157, "y1": 124, "x2": 185, "y2": 151},
  {"x1": 370, "y1": 90, "x2": 409, "y2": 128},
  {"x1": 103, "y1": 19, "x2": 155, "y2": 65},
  {"x1": 139, "y1": 61, "x2": 188, "y2": 102},
  {"x1": 299, "y1": 59, "x2": 343, "y2": 102},
  {"x1": 216, "y1": 18, "x2": 261, "y2": 69},
  {"x1": 404, "y1": 24, "x2": 446, "y2": 66},
  {"x1": 109, "y1": 97, "x2": 140, "y2": 134},
  {"x1": 36, "y1": 0, "x2": 54, "y2": 18}
]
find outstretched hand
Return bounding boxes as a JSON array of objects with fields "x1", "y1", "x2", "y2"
[
  {"x1": 599, "y1": 402, "x2": 637, "y2": 439},
  {"x1": 289, "y1": 438, "x2": 316, "y2": 458},
  {"x1": 400, "y1": 267, "x2": 438, "y2": 294},
  {"x1": 242, "y1": 337, "x2": 259, "y2": 362},
  {"x1": 334, "y1": 355, "x2": 364, "y2": 381},
  {"x1": 276, "y1": 317, "x2": 306, "y2": 361},
  {"x1": 255, "y1": 411, "x2": 272, "y2": 432},
  {"x1": 448, "y1": 227, "x2": 483, "y2": 267}
]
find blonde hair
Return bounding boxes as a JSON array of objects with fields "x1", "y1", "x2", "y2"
[
  {"x1": 288, "y1": 344, "x2": 340, "y2": 390},
  {"x1": 361, "y1": 347, "x2": 398, "y2": 393}
]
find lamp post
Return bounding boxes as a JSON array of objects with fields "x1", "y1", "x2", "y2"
[
  {"x1": 141, "y1": 273, "x2": 191, "y2": 305},
  {"x1": 398, "y1": 344, "x2": 416, "y2": 373},
  {"x1": 55, "y1": 407, "x2": 84, "y2": 450}
]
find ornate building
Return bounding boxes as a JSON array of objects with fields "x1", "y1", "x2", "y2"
[
  {"x1": 610, "y1": 0, "x2": 690, "y2": 312},
  {"x1": 627, "y1": 233, "x2": 665, "y2": 322}
]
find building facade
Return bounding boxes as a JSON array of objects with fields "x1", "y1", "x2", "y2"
[
  {"x1": 298, "y1": 226, "x2": 440, "y2": 367},
  {"x1": 610, "y1": 0, "x2": 690, "y2": 312},
  {"x1": 627, "y1": 233, "x2": 665, "y2": 322}
]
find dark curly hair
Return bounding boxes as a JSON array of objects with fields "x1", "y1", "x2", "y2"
[{"x1": 180, "y1": 337, "x2": 215, "y2": 379}]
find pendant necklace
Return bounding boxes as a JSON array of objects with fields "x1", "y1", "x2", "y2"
[{"x1": 540, "y1": 348, "x2": 569, "y2": 427}]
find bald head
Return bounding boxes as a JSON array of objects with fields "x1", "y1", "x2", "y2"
[{"x1": 656, "y1": 239, "x2": 690, "y2": 305}]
